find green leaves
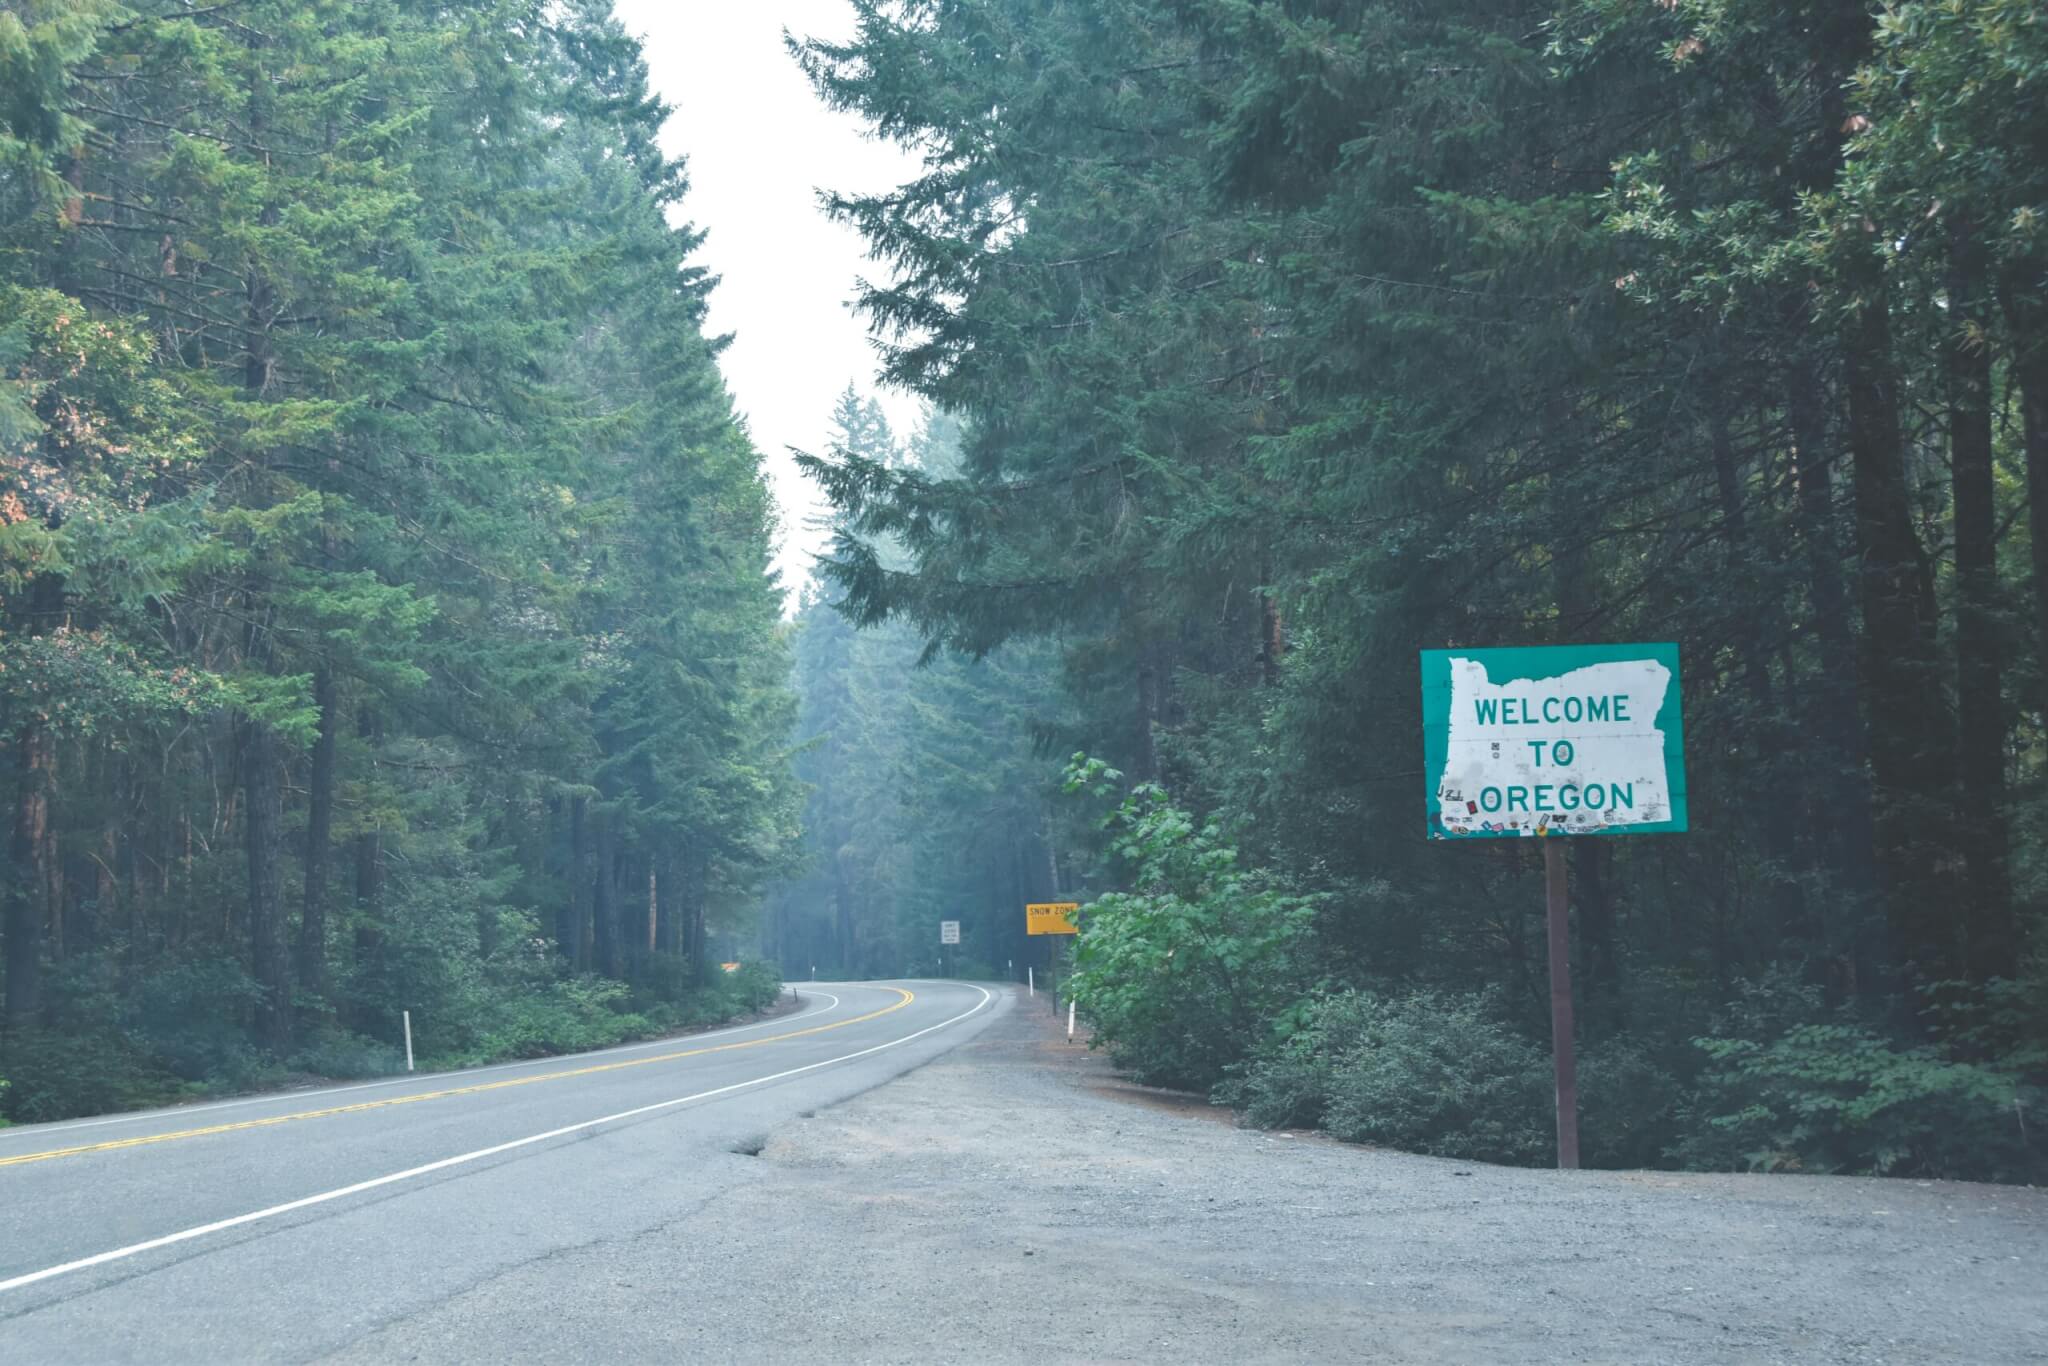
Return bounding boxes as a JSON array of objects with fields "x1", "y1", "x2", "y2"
[
  {"x1": 1680, "y1": 1022, "x2": 2041, "y2": 1180},
  {"x1": 1063, "y1": 755, "x2": 1317, "y2": 1088}
]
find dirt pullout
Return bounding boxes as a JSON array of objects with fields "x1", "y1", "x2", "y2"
[{"x1": 360, "y1": 988, "x2": 2048, "y2": 1364}]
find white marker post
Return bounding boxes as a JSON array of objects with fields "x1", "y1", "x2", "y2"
[
  {"x1": 1027, "y1": 966, "x2": 1034, "y2": 997},
  {"x1": 402, "y1": 1010, "x2": 415, "y2": 1073},
  {"x1": 1067, "y1": 996, "x2": 1076, "y2": 1042}
]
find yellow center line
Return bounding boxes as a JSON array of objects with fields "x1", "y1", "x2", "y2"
[{"x1": 0, "y1": 988, "x2": 915, "y2": 1170}]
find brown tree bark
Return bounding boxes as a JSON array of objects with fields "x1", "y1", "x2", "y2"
[
  {"x1": 1946, "y1": 225, "x2": 2015, "y2": 980},
  {"x1": 833, "y1": 848, "x2": 856, "y2": 977},
  {"x1": 296, "y1": 667, "x2": 337, "y2": 1001},
  {"x1": 352, "y1": 708, "x2": 384, "y2": 992},
  {"x1": 1709, "y1": 408, "x2": 1806, "y2": 942},
  {"x1": 689, "y1": 849, "x2": 711, "y2": 986},
  {"x1": 2000, "y1": 258, "x2": 2048, "y2": 680},
  {"x1": 1843, "y1": 269, "x2": 1957, "y2": 984},
  {"x1": 566, "y1": 795, "x2": 591, "y2": 970},
  {"x1": 1783, "y1": 351, "x2": 1881, "y2": 990},
  {"x1": 5, "y1": 720, "x2": 54, "y2": 1026},
  {"x1": 240, "y1": 713, "x2": 292, "y2": 1054},
  {"x1": 1135, "y1": 654, "x2": 1159, "y2": 782},
  {"x1": 4, "y1": 571, "x2": 65, "y2": 1025},
  {"x1": 591, "y1": 813, "x2": 618, "y2": 979}
]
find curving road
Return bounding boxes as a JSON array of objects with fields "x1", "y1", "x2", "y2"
[{"x1": 0, "y1": 979, "x2": 1002, "y2": 1361}]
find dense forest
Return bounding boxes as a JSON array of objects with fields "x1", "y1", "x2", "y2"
[
  {"x1": 5, "y1": 0, "x2": 2046, "y2": 1184},
  {"x1": 768, "y1": 387, "x2": 1078, "y2": 983},
  {"x1": 789, "y1": 0, "x2": 2048, "y2": 1181},
  {"x1": 0, "y1": 1, "x2": 791, "y2": 1121}
]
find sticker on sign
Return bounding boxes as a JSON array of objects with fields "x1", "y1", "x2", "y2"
[{"x1": 1421, "y1": 644, "x2": 1687, "y2": 839}]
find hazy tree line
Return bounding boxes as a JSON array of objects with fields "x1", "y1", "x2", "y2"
[
  {"x1": 793, "y1": 0, "x2": 2048, "y2": 1179},
  {"x1": 0, "y1": 1, "x2": 792, "y2": 1121},
  {"x1": 767, "y1": 388, "x2": 1079, "y2": 984}
]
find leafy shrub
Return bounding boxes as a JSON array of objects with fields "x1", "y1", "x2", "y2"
[
  {"x1": 1671, "y1": 1023, "x2": 2043, "y2": 1181},
  {"x1": 1317, "y1": 990, "x2": 1553, "y2": 1165},
  {"x1": 129, "y1": 955, "x2": 272, "y2": 1083},
  {"x1": 288, "y1": 1028, "x2": 405, "y2": 1080},
  {"x1": 456, "y1": 974, "x2": 651, "y2": 1063},
  {"x1": 1063, "y1": 757, "x2": 1316, "y2": 1089},
  {"x1": 1222, "y1": 988, "x2": 1554, "y2": 1166},
  {"x1": 0, "y1": 1027, "x2": 182, "y2": 1123},
  {"x1": 1576, "y1": 1035, "x2": 1680, "y2": 1169},
  {"x1": 1217, "y1": 992, "x2": 1379, "y2": 1130}
]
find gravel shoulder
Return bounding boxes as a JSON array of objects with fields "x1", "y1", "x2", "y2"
[{"x1": 335, "y1": 985, "x2": 2048, "y2": 1364}]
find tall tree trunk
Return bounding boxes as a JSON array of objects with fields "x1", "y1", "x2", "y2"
[
  {"x1": 690, "y1": 849, "x2": 710, "y2": 986},
  {"x1": 1844, "y1": 273, "x2": 1956, "y2": 985},
  {"x1": 240, "y1": 713, "x2": 292, "y2": 1055},
  {"x1": 352, "y1": 708, "x2": 384, "y2": 978},
  {"x1": 1134, "y1": 654, "x2": 1159, "y2": 782},
  {"x1": 833, "y1": 851, "x2": 856, "y2": 976},
  {"x1": 646, "y1": 859, "x2": 659, "y2": 956},
  {"x1": 4, "y1": 570, "x2": 66, "y2": 1025},
  {"x1": 655, "y1": 852, "x2": 679, "y2": 955},
  {"x1": 566, "y1": 795, "x2": 590, "y2": 969},
  {"x1": 1784, "y1": 351, "x2": 1880, "y2": 991},
  {"x1": 1709, "y1": 407, "x2": 1806, "y2": 944},
  {"x1": 591, "y1": 814, "x2": 617, "y2": 979},
  {"x1": 297, "y1": 668, "x2": 337, "y2": 1002},
  {"x1": 1946, "y1": 224, "x2": 2014, "y2": 980},
  {"x1": 6, "y1": 719, "x2": 54, "y2": 1028},
  {"x1": 2001, "y1": 258, "x2": 2048, "y2": 678}
]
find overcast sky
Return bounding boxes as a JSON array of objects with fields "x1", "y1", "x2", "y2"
[{"x1": 612, "y1": 1, "x2": 924, "y2": 608}]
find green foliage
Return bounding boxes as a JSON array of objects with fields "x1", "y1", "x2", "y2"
[
  {"x1": 1063, "y1": 757, "x2": 1316, "y2": 1089},
  {"x1": 0, "y1": 1, "x2": 801, "y2": 1122},
  {"x1": 770, "y1": 402, "x2": 1075, "y2": 981},
  {"x1": 1221, "y1": 990, "x2": 1554, "y2": 1166},
  {"x1": 791, "y1": 0, "x2": 2048, "y2": 1186},
  {"x1": 1674, "y1": 1024, "x2": 2042, "y2": 1182},
  {"x1": 0, "y1": 1027, "x2": 182, "y2": 1124}
]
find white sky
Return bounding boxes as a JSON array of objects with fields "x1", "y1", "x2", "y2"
[{"x1": 613, "y1": 1, "x2": 925, "y2": 607}]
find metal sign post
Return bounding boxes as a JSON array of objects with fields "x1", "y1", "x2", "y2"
[
  {"x1": 1026, "y1": 903, "x2": 1078, "y2": 1012},
  {"x1": 1543, "y1": 838, "x2": 1579, "y2": 1169},
  {"x1": 1420, "y1": 643, "x2": 1685, "y2": 1170}
]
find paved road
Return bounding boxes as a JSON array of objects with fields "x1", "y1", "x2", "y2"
[{"x1": 0, "y1": 979, "x2": 1000, "y2": 1362}]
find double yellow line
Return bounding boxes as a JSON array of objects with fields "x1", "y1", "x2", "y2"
[{"x1": 0, "y1": 988, "x2": 913, "y2": 1170}]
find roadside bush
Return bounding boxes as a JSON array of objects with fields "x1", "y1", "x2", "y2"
[
  {"x1": 1670, "y1": 1023, "x2": 2042, "y2": 1181},
  {"x1": 1063, "y1": 757, "x2": 1316, "y2": 1089},
  {"x1": 288, "y1": 1028, "x2": 405, "y2": 1080},
  {"x1": 0, "y1": 1027, "x2": 182, "y2": 1123},
  {"x1": 1577, "y1": 1035, "x2": 1680, "y2": 1169},
  {"x1": 129, "y1": 955, "x2": 272, "y2": 1083},
  {"x1": 1216, "y1": 992, "x2": 1379, "y2": 1130},
  {"x1": 1318, "y1": 990, "x2": 1553, "y2": 1165},
  {"x1": 722, "y1": 961, "x2": 784, "y2": 1014},
  {"x1": 1221, "y1": 988, "x2": 1553, "y2": 1166},
  {"x1": 456, "y1": 974, "x2": 651, "y2": 1063}
]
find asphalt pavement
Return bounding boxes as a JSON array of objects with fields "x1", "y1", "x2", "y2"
[
  {"x1": 0, "y1": 979, "x2": 1000, "y2": 1362},
  {"x1": 327, "y1": 990, "x2": 2044, "y2": 1365}
]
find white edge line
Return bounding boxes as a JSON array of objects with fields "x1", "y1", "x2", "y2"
[
  {"x1": 0, "y1": 983, "x2": 996, "y2": 1296},
  {"x1": 0, "y1": 990, "x2": 848, "y2": 1142}
]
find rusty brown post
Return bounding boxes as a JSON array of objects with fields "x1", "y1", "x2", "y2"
[{"x1": 1544, "y1": 836, "x2": 1580, "y2": 1169}]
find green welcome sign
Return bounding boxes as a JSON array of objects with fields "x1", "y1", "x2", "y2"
[{"x1": 1421, "y1": 643, "x2": 1687, "y2": 839}]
